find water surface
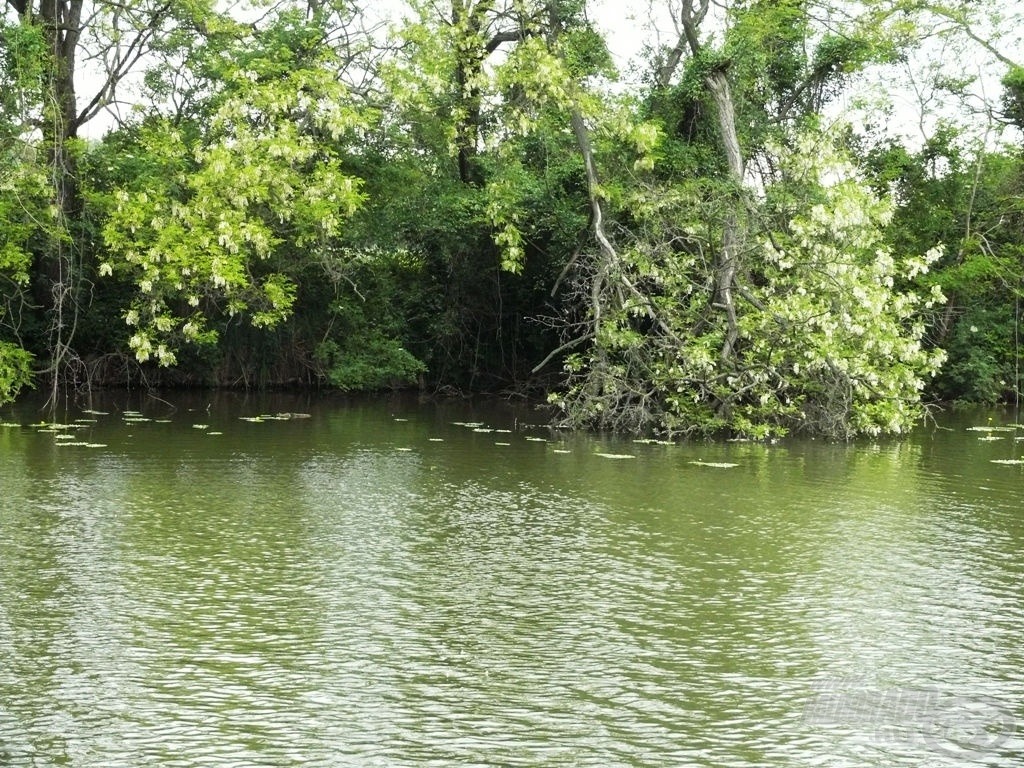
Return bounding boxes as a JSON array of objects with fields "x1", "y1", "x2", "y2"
[{"x1": 1, "y1": 393, "x2": 1022, "y2": 766}]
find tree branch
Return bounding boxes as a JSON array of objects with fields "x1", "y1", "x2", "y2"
[{"x1": 485, "y1": 28, "x2": 522, "y2": 53}]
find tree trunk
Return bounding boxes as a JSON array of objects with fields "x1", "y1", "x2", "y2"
[
  {"x1": 670, "y1": 0, "x2": 746, "y2": 386},
  {"x1": 25, "y1": 0, "x2": 84, "y2": 401},
  {"x1": 452, "y1": 1, "x2": 489, "y2": 185},
  {"x1": 662, "y1": 1, "x2": 747, "y2": 369},
  {"x1": 705, "y1": 69, "x2": 743, "y2": 366}
]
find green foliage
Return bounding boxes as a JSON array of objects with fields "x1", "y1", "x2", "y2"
[
  {"x1": 711, "y1": 0, "x2": 907, "y2": 145},
  {"x1": 0, "y1": 72, "x2": 51, "y2": 381},
  {"x1": 552, "y1": 128, "x2": 945, "y2": 439},
  {"x1": 1002, "y1": 65, "x2": 1024, "y2": 129},
  {"x1": 0, "y1": 18, "x2": 47, "y2": 128},
  {"x1": 938, "y1": 305, "x2": 1018, "y2": 402},
  {"x1": 727, "y1": 0, "x2": 809, "y2": 101},
  {"x1": 310, "y1": 248, "x2": 427, "y2": 391},
  {"x1": 0, "y1": 341, "x2": 33, "y2": 405},
  {"x1": 316, "y1": 335, "x2": 425, "y2": 391},
  {"x1": 101, "y1": 15, "x2": 367, "y2": 366},
  {"x1": 366, "y1": 1, "x2": 600, "y2": 389},
  {"x1": 811, "y1": 34, "x2": 879, "y2": 79},
  {"x1": 864, "y1": 131, "x2": 1024, "y2": 403},
  {"x1": 749, "y1": 134, "x2": 946, "y2": 436},
  {"x1": 1, "y1": 0, "x2": 1019, "y2": 432},
  {"x1": 0, "y1": 20, "x2": 50, "y2": 289},
  {"x1": 556, "y1": 24, "x2": 615, "y2": 81},
  {"x1": 0, "y1": 158, "x2": 41, "y2": 288}
]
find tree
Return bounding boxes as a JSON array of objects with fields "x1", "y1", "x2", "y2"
[
  {"x1": 362, "y1": 0, "x2": 601, "y2": 391},
  {"x1": 536, "y1": 0, "x2": 946, "y2": 437},
  {"x1": 1, "y1": 0, "x2": 200, "y2": 399},
  {"x1": 0, "y1": 149, "x2": 39, "y2": 403},
  {"x1": 98, "y1": 9, "x2": 368, "y2": 369},
  {"x1": 851, "y1": 0, "x2": 1024, "y2": 404},
  {"x1": 0, "y1": 16, "x2": 46, "y2": 403},
  {"x1": 864, "y1": 131, "x2": 1024, "y2": 403}
]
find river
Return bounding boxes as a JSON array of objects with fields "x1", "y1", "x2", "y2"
[{"x1": 1, "y1": 392, "x2": 1022, "y2": 767}]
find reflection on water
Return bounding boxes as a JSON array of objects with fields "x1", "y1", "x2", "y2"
[{"x1": 1, "y1": 394, "x2": 1023, "y2": 766}]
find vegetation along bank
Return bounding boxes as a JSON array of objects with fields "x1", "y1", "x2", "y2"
[{"x1": 2, "y1": 0, "x2": 1023, "y2": 438}]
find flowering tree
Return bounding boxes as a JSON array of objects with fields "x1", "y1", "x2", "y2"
[
  {"x1": 100, "y1": 13, "x2": 367, "y2": 366},
  {"x1": 549, "y1": 125, "x2": 946, "y2": 439}
]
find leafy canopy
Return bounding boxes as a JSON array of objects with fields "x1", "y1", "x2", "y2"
[{"x1": 100, "y1": 11, "x2": 368, "y2": 365}]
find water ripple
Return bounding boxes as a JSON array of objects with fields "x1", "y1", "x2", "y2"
[{"x1": 1, "y1": 405, "x2": 1023, "y2": 766}]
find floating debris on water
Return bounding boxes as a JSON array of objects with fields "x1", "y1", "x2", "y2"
[
  {"x1": 247, "y1": 413, "x2": 314, "y2": 421},
  {"x1": 36, "y1": 424, "x2": 80, "y2": 433},
  {"x1": 208, "y1": 431, "x2": 223, "y2": 436},
  {"x1": 192, "y1": 424, "x2": 209, "y2": 430},
  {"x1": 525, "y1": 437, "x2": 547, "y2": 442},
  {"x1": 552, "y1": 449, "x2": 571, "y2": 454},
  {"x1": 428, "y1": 438, "x2": 444, "y2": 442},
  {"x1": 473, "y1": 428, "x2": 494, "y2": 433},
  {"x1": 689, "y1": 461, "x2": 739, "y2": 468},
  {"x1": 495, "y1": 442, "x2": 511, "y2": 446},
  {"x1": 393, "y1": 418, "x2": 409, "y2": 422},
  {"x1": 596, "y1": 453, "x2": 636, "y2": 459},
  {"x1": 395, "y1": 447, "x2": 413, "y2": 452}
]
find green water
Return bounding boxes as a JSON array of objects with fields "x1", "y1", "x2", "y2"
[{"x1": 1, "y1": 393, "x2": 1022, "y2": 767}]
